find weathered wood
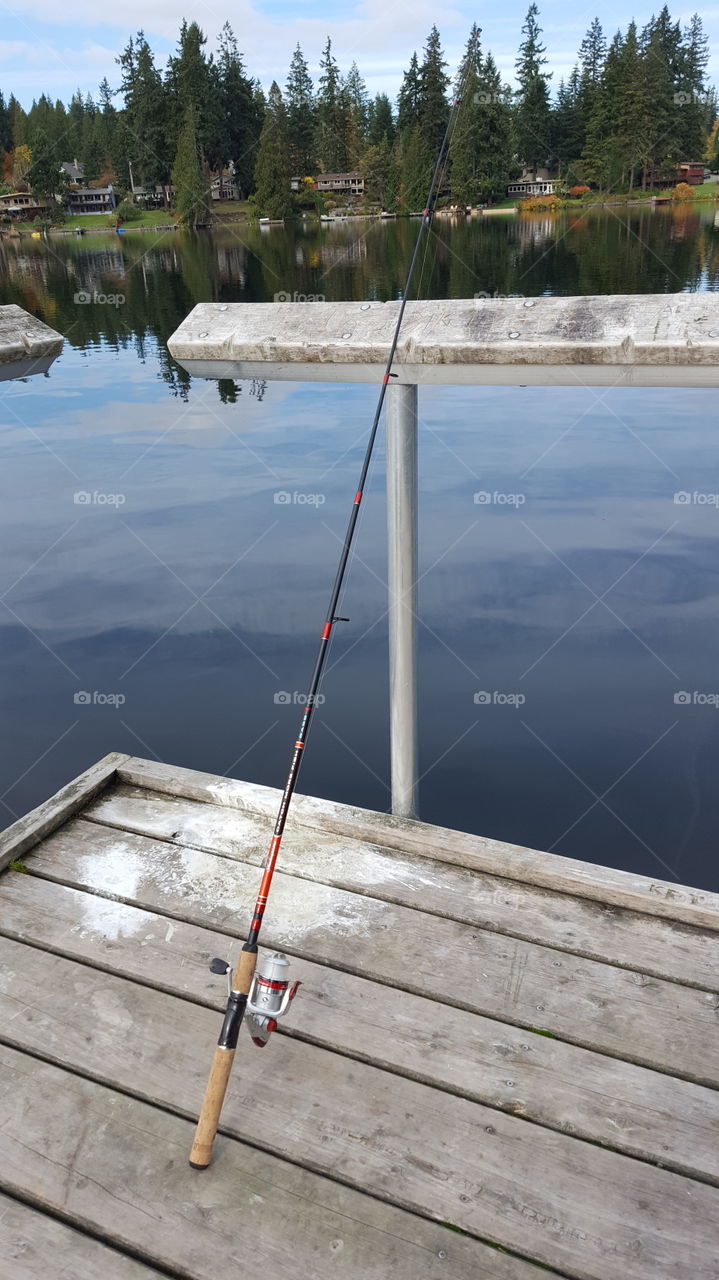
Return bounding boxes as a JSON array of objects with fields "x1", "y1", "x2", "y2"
[
  {"x1": 86, "y1": 785, "x2": 719, "y2": 991},
  {"x1": 0, "y1": 753, "x2": 129, "y2": 872},
  {"x1": 117, "y1": 758, "x2": 719, "y2": 931},
  {"x1": 0, "y1": 304, "x2": 63, "y2": 381},
  {"x1": 0, "y1": 1043, "x2": 535, "y2": 1280},
  {"x1": 2, "y1": 873, "x2": 718, "y2": 1182},
  {"x1": 167, "y1": 296, "x2": 719, "y2": 387},
  {"x1": 21, "y1": 819, "x2": 719, "y2": 1085},
  {"x1": 0, "y1": 1194, "x2": 164, "y2": 1278},
  {"x1": 2, "y1": 939, "x2": 718, "y2": 1280}
]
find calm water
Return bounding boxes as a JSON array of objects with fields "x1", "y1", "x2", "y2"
[{"x1": 1, "y1": 205, "x2": 719, "y2": 891}]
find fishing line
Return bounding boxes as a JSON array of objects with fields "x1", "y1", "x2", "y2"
[{"x1": 187, "y1": 31, "x2": 480, "y2": 1171}]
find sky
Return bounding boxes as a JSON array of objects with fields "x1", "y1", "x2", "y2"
[{"x1": 0, "y1": 0, "x2": 718, "y2": 110}]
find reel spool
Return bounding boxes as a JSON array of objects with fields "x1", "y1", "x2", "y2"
[{"x1": 209, "y1": 951, "x2": 300, "y2": 1047}]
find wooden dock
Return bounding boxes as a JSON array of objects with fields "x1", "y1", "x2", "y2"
[{"x1": 1, "y1": 751, "x2": 718, "y2": 1278}]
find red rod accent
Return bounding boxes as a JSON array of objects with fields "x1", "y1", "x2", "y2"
[
  {"x1": 321, "y1": 622, "x2": 331, "y2": 639},
  {"x1": 354, "y1": 491, "x2": 363, "y2": 504}
]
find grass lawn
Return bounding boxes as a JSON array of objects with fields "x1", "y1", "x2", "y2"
[{"x1": 208, "y1": 199, "x2": 252, "y2": 217}]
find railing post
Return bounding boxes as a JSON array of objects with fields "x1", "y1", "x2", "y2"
[{"x1": 385, "y1": 382, "x2": 419, "y2": 818}]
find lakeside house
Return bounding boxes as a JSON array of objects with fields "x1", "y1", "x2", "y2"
[
  {"x1": 675, "y1": 161, "x2": 706, "y2": 185},
  {"x1": 0, "y1": 191, "x2": 51, "y2": 218},
  {"x1": 315, "y1": 171, "x2": 365, "y2": 195},
  {"x1": 210, "y1": 170, "x2": 239, "y2": 201},
  {"x1": 66, "y1": 186, "x2": 117, "y2": 215},
  {"x1": 507, "y1": 167, "x2": 559, "y2": 198}
]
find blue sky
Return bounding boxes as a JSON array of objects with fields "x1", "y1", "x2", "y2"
[{"x1": 1, "y1": 1, "x2": 717, "y2": 109}]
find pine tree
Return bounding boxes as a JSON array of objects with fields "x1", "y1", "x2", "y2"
[
  {"x1": 0, "y1": 92, "x2": 10, "y2": 154},
  {"x1": 345, "y1": 62, "x2": 369, "y2": 141},
  {"x1": 515, "y1": 3, "x2": 552, "y2": 175},
  {"x1": 286, "y1": 44, "x2": 316, "y2": 175},
  {"x1": 217, "y1": 23, "x2": 259, "y2": 197},
  {"x1": 361, "y1": 134, "x2": 395, "y2": 205},
  {"x1": 552, "y1": 68, "x2": 584, "y2": 175},
  {"x1": 167, "y1": 21, "x2": 221, "y2": 168},
  {"x1": 397, "y1": 53, "x2": 421, "y2": 133},
  {"x1": 640, "y1": 6, "x2": 683, "y2": 186},
  {"x1": 27, "y1": 128, "x2": 67, "y2": 215},
  {"x1": 316, "y1": 38, "x2": 347, "y2": 171},
  {"x1": 615, "y1": 23, "x2": 651, "y2": 190},
  {"x1": 117, "y1": 33, "x2": 170, "y2": 186},
  {"x1": 475, "y1": 53, "x2": 514, "y2": 201},
  {"x1": 448, "y1": 26, "x2": 484, "y2": 205},
  {"x1": 7, "y1": 95, "x2": 27, "y2": 148},
  {"x1": 367, "y1": 94, "x2": 395, "y2": 146},
  {"x1": 171, "y1": 102, "x2": 209, "y2": 227},
  {"x1": 253, "y1": 81, "x2": 292, "y2": 218},
  {"x1": 675, "y1": 14, "x2": 710, "y2": 159},
  {"x1": 418, "y1": 26, "x2": 449, "y2": 155},
  {"x1": 399, "y1": 123, "x2": 432, "y2": 211}
]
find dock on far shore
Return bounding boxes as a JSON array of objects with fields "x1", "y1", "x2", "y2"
[{"x1": 0, "y1": 751, "x2": 718, "y2": 1278}]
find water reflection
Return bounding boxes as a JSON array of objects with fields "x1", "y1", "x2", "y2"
[{"x1": 1, "y1": 207, "x2": 719, "y2": 891}]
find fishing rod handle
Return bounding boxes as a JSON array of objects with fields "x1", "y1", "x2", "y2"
[{"x1": 189, "y1": 947, "x2": 258, "y2": 1168}]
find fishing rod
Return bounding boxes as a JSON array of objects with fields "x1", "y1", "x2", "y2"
[{"x1": 189, "y1": 36, "x2": 477, "y2": 1170}]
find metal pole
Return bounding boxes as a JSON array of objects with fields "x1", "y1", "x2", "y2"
[{"x1": 386, "y1": 382, "x2": 419, "y2": 819}]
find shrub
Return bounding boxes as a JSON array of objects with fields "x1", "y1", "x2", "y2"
[
  {"x1": 521, "y1": 193, "x2": 562, "y2": 211},
  {"x1": 672, "y1": 181, "x2": 694, "y2": 200},
  {"x1": 568, "y1": 184, "x2": 591, "y2": 198}
]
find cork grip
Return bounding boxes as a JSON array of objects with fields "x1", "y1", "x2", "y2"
[
  {"x1": 189, "y1": 1046, "x2": 236, "y2": 1168},
  {"x1": 189, "y1": 950, "x2": 257, "y2": 1168},
  {"x1": 233, "y1": 947, "x2": 258, "y2": 994}
]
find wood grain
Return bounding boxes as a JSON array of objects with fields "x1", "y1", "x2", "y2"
[
  {"x1": 86, "y1": 784, "x2": 719, "y2": 990},
  {"x1": 1, "y1": 872, "x2": 716, "y2": 1183},
  {"x1": 0, "y1": 1194, "x2": 164, "y2": 1278},
  {"x1": 24, "y1": 817, "x2": 719, "y2": 1086},
  {"x1": 116, "y1": 757, "x2": 719, "y2": 930},
  {"x1": 0, "y1": 753, "x2": 129, "y2": 871},
  {"x1": 1, "y1": 938, "x2": 718, "y2": 1280},
  {"x1": 0, "y1": 1041, "x2": 550, "y2": 1280}
]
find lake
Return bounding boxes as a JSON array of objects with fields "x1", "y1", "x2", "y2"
[{"x1": 1, "y1": 204, "x2": 718, "y2": 891}]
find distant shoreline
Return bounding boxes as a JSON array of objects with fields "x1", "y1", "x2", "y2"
[{"x1": 2, "y1": 190, "x2": 717, "y2": 240}]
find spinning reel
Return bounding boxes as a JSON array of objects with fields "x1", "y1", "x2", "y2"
[{"x1": 210, "y1": 951, "x2": 300, "y2": 1047}]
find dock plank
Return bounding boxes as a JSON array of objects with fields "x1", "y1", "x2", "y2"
[
  {"x1": 1, "y1": 938, "x2": 718, "y2": 1280},
  {"x1": 0, "y1": 1043, "x2": 533, "y2": 1280},
  {"x1": 0, "y1": 753, "x2": 128, "y2": 872},
  {"x1": 0, "y1": 1194, "x2": 164, "y2": 1278},
  {"x1": 23, "y1": 818, "x2": 719, "y2": 1085},
  {"x1": 86, "y1": 784, "x2": 719, "y2": 990},
  {"x1": 118, "y1": 757, "x2": 719, "y2": 930},
  {"x1": 1, "y1": 874, "x2": 718, "y2": 1183}
]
